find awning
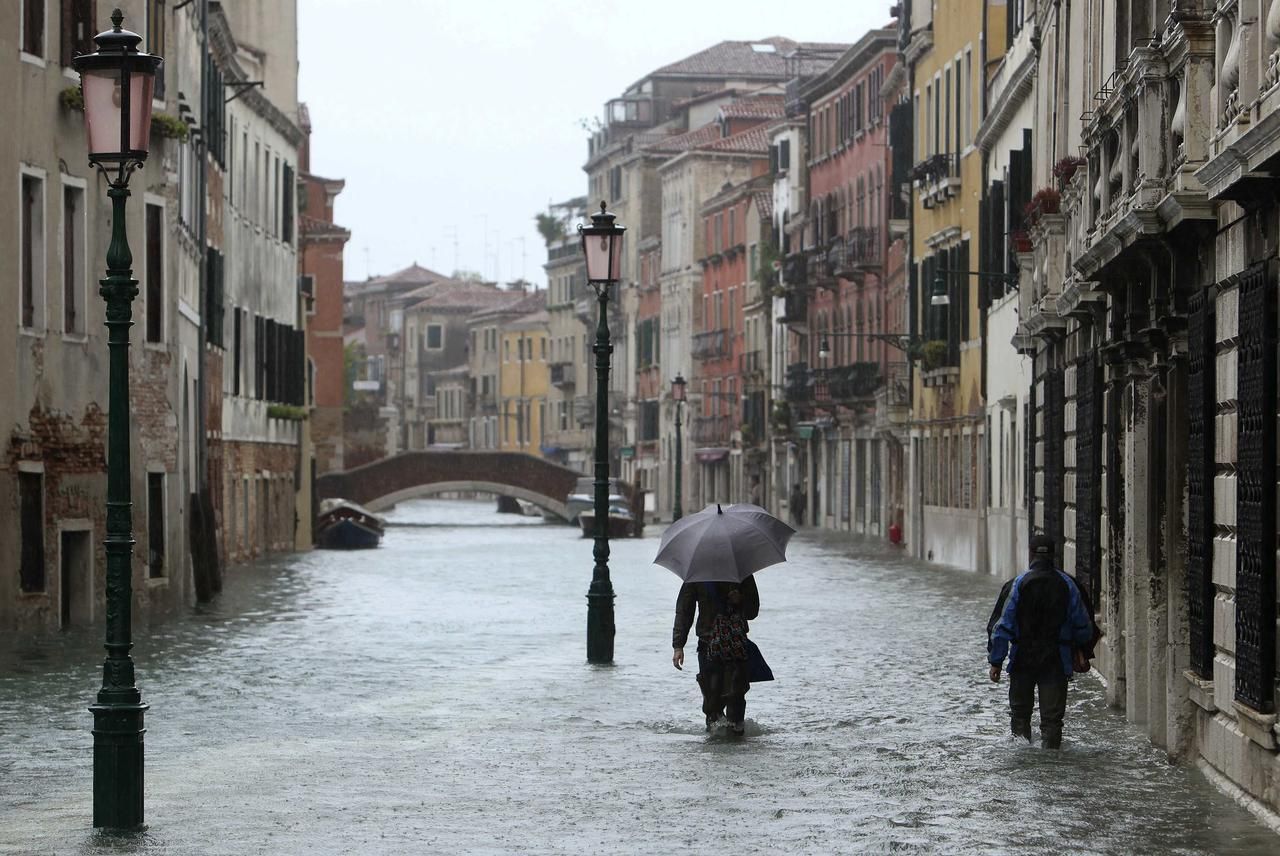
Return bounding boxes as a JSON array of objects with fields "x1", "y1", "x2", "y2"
[{"x1": 696, "y1": 447, "x2": 730, "y2": 463}]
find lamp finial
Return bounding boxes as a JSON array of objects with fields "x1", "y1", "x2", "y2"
[
  {"x1": 111, "y1": 8, "x2": 124, "y2": 30},
  {"x1": 599, "y1": 200, "x2": 607, "y2": 214}
]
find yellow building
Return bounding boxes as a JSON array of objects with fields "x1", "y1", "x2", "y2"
[
  {"x1": 903, "y1": 1, "x2": 1004, "y2": 570},
  {"x1": 499, "y1": 310, "x2": 551, "y2": 454}
]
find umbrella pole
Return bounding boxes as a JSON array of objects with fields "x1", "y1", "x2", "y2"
[{"x1": 587, "y1": 282, "x2": 616, "y2": 665}]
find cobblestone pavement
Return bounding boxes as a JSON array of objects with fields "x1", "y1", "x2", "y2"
[{"x1": 1, "y1": 499, "x2": 1278, "y2": 855}]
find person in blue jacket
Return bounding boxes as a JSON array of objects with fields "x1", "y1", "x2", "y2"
[{"x1": 988, "y1": 534, "x2": 1095, "y2": 749}]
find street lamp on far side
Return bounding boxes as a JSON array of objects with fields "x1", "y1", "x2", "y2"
[
  {"x1": 70, "y1": 7, "x2": 163, "y2": 832},
  {"x1": 671, "y1": 373, "x2": 687, "y2": 522},
  {"x1": 579, "y1": 201, "x2": 625, "y2": 666}
]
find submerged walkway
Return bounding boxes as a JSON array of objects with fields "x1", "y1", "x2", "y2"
[{"x1": 1, "y1": 499, "x2": 1276, "y2": 854}]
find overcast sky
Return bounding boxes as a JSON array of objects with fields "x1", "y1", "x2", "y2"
[{"x1": 298, "y1": 1, "x2": 886, "y2": 287}]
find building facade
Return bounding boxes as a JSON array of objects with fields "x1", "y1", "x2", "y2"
[
  {"x1": 299, "y1": 104, "x2": 349, "y2": 476},
  {"x1": 902, "y1": 0, "x2": 1002, "y2": 570}
]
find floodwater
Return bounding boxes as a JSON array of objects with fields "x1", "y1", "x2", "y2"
[{"x1": 1, "y1": 498, "x2": 1278, "y2": 855}]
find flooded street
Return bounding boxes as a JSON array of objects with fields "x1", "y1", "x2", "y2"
[{"x1": 2, "y1": 498, "x2": 1278, "y2": 855}]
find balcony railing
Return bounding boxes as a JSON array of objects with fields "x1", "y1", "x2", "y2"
[
  {"x1": 782, "y1": 252, "x2": 807, "y2": 287},
  {"x1": 817, "y1": 362, "x2": 881, "y2": 401},
  {"x1": 692, "y1": 329, "x2": 729, "y2": 359},
  {"x1": 784, "y1": 362, "x2": 814, "y2": 403},
  {"x1": 691, "y1": 415, "x2": 733, "y2": 445},
  {"x1": 550, "y1": 362, "x2": 575, "y2": 387},
  {"x1": 777, "y1": 288, "x2": 808, "y2": 325},
  {"x1": 845, "y1": 227, "x2": 880, "y2": 268},
  {"x1": 474, "y1": 393, "x2": 498, "y2": 414},
  {"x1": 911, "y1": 152, "x2": 961, "y2": 208}
]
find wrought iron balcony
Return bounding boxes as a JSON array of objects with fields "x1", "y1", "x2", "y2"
[
  {"x1": 817, "y1": 362, "x2": 881, "y2": 402},
  {"x1": 911, "y1": 152, "x2": 961, "y2": 208},
  {"x1": 784, "y1": 362, "x2": 814, "y2": 403},
  {"x1": 782, "y1": 252, "x2": 807, "y2": 287},
  {"x1": 692, "y1": 329, "x2": 729, "y2": 359},
  {"x1": 845, "y1": 227, "x2": 880, "y2": 269},
  {"x1": 777, "y1": 288, "x2": 809, "y2": 326},
  {"x1": 691, "y1": 415, "x2": 733, "y2": 445}
]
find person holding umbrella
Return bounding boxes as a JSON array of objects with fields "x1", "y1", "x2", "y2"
[{"x1": 658, "y1": 503, "x2": 795, "y2": 735}]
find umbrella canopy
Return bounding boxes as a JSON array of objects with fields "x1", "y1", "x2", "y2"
[{"x1": 654, "y1": 503, "x2": 796, "y2": 583}]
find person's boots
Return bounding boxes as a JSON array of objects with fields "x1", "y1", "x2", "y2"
[
  {"x1": 1041, "y1": 726, "x2": 1062, "y2": 750},
  {"x1": 1010, "y1": 717, "x2": 1032, "y2": 742}
]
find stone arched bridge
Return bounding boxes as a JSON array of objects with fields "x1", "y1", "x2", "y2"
[{"x1": 315, "y1": 451, "x2": 632, "y2": 522}]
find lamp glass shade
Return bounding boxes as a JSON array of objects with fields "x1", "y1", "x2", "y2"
[
  {"x1": 931, "y1": 293, "x2": 951, "y2": 307},
  {"x1": 672, "y1": 375, "x2": 687, "y2": 401},
  {"x1": 818, "y1": 337, "x2": 831, "y2": 360},
  {"x1": 583, "y1": 230, "x2": 624, "y2": 283},
  {"x1": 82, "y1": 67, "x2": 155, "y2": 161}
]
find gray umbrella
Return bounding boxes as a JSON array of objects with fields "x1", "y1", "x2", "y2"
[{"x1": 654, "y1": 503, "x2": 796, "y2": 583}]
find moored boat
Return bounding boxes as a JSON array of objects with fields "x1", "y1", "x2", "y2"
[
  {"x1": 317, "y1": 499, "x2": 385, "y2": 550},
  {"x1": 578, "y1": 505, "x2": 635, "y2": 539}
]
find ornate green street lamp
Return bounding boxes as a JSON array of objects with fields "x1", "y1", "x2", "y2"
[
  {"x1": 579, "y1": 202, "x2": 625, "y2": 665},
  {"x1": 671, "y1": 373, "x2": 686, "y2": 522},
  {"x1": 71, "y1": 8, "x2": 163, "y2": 831}
]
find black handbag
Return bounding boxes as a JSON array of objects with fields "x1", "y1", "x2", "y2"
[{"x1": 745, "y1": 639, "x2": 774, "y2": 683}]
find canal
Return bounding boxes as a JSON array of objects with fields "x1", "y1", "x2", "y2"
[{"x1": 1, "y1": 498, "x2": 1278, "y2": 855}]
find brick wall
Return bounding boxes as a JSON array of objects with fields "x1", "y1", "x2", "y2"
[{"x1": 220, "y1": 440, "x2": 300, "y2": 565}]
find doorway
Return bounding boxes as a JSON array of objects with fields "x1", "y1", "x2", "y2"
[{"x1": 59, "y1": 527, "x2": 93, "y2": 628}]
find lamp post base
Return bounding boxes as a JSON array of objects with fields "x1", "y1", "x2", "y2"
[
  {"x1": 90, "y1": 698, "x2": 147, "y2": 830},
  {"x1": 585, "y1": 584, "x2": 616, "y2": 665}
]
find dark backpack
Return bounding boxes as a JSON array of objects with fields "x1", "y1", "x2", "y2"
[{"x1": 1013, "y1": 567, "x2": 1069, "y2": 673}]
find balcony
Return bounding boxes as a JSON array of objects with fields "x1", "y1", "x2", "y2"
[
  {"x1": 911, "y1": 153, "x2": 960, "y2": 208},
  {"x1": 844, "y1": 227, "x2": 880, "y2": 270},
  {"x1": 741, "y1": 350, "x2": 764, "y2": 375},
  {"x1": 474, "y1": 393, "x2": 498, "y2": 414},
  {"x1": 692, "y1": 329, "x2": 729, "y2": 360},
  {"x1": 776, "y1": 288, "x2": 809, "y2": 326},
  {"x1": 782, "y1": 251, "x2": 807, "y2": 287},
  {"x1": 550, "y1": 362, "x2": 575, "y2": 387},
  {"x1": 784, "y1": 362, "x2": 814, "y2": 403},
  {"x1": 817, "y1": 362, "x2": 881, "y2": 402},
  {"x1": 691, "y1": 415, "x2": 733, "y2": 445}
]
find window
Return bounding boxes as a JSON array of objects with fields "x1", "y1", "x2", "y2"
[
  {"x1": 20, "y1": 171, "x2": 45, "y2": 331},
  {"x1": 232, "y1": 308, "x2": 242, "y2": 395},
  {"x1": 282, "y1": 164, "x2": 294, "y2": 243},
  {"x1": 147, "y1": 0, "x2": 165, "y2": 98},
  {"x1": 425, "y1": 324, "x2": 443, "y2": 350},
  {"x1": 19, "y1": 470, "x2": 46, "y2": 592},
  {"x1": 504, "y1": 340, "x2": 510, "y2": 362},
  {"x1": 964, "y1": 49, "x2": 973, "y2": 146},
  {"x1": 22, "y1": 0, "x2": 45, "y2": 57},
  {"x1": 944, "y1": 66, "x2": 951, "y2": 155},
  {"x1": 147, "y1": 472, "x2": 165, "y2": 578},
  {"x1": 145, "y1": 202, "x2": 164, "y2": 343},
  {"x1": 273, "y1": 156, "x2": 281, "y2": 238},
  {"x1": 62, "y1": 181, "x2": 85, "y2": 336},
  {"x1": 728, "y1": 210, "x2": 736, "y2": 246},
  {"x1": 60, "y1": 0, "x2": 95, "y2": 66}
]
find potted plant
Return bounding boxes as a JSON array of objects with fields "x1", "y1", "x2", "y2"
[
  {"x1": 920, "y1": 340, "x2": 949, "y2": 372},
  {"x1": 1010, "y1": 229, "x2": 1033, "y2": 254},
  {"x1": 1053, "y1": 156, "x2": 1086, "y2": 186},
  {"x1": 1024, "y1": 187, "x2": 1061, "y2": 226}
]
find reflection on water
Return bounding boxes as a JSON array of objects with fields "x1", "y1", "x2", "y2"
[{"x1": 0, "y1": 498, "x2": 1277, "y2": 855}]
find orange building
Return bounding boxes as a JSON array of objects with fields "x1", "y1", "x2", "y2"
[{"x1": 298, "y1": 105, "x2": 351, "y2": 474}]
